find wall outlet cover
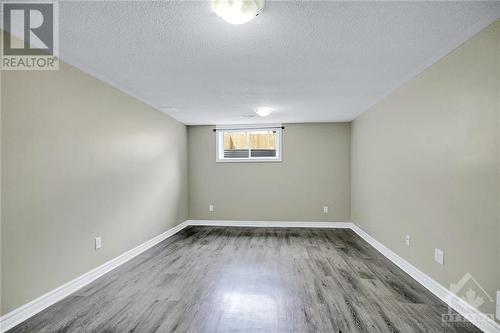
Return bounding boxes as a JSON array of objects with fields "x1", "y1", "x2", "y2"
[
  {"x1": 405, "y1": 235, "x2": 410, "y2": 246},
  {"x1": 323, "y1": 206, "x2": 329, "y2": 213},
  {"x1": 434, "y1": 248, "x2": 444, "y2": 265},
  {"x1": 95, "y1": 237, "x2": 102, "y2": 250},
  {"x1": 209, "y1": 204, "x2": 214, "y2": 212}
]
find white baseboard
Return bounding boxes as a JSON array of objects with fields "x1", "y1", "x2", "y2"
[
  {"x1": 350, "y1": 225, "x2": 500, "y2": 333},
  {"x1": 0, "y1": 221, "x2": 190, "y2": 333},
  {"x1": 2, "y1": 220, "x2": 498, "y2": 333},
  {"x1": 186, "y1": 219, "x2": 353, "y2": 229}
]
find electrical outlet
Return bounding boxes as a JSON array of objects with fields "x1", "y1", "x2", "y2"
[
  {"x1": 209, "y1": 204, "x2": 214, "y2": 212},
  {"x1": 434, "y1": 248, "x2": 444, "y2": 265},
  {"x1": 323, "y1": 206, "x2": 329, "y2": 214},
  {"x1": 496, "y1": 291, "x2": 500, "y2": 320},
  {"x1": 95, "y1": 237, "x2": 102, "y2": 250},
  {"x1": 405, "y1": 235, "x2": 410, "y2": 246}
]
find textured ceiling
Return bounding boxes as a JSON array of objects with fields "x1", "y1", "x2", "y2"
[{"x1": 55, "y1": 2, "x2": 500, "y2": 124}]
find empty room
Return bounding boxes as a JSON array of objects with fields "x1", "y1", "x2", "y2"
[{"x1": 1, "y1": 1, "x2": 499, "y2": 332}]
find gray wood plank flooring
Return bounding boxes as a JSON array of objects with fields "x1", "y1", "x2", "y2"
[{"x1": 7, "y1": 227, "x2": 481, "y2": 332}]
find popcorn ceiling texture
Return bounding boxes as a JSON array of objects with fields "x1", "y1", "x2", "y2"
[{"x1": 56, "y1": 1, "x2": 500, "y2": 125}]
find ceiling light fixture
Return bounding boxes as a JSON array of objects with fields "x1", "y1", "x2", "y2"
[
  {"x1": 255, "y1": 107, "x2": 272, "y2": 117},
  {"x1": 210, "y1": 0, "x2": 264, "y2": 25}
]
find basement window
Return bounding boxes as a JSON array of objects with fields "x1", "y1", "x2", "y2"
[{"x1": 215, "y1": 125, "x2": 282, "y2": 162}]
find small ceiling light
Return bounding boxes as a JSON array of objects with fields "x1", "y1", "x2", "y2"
[
  {"x1": 210, "y1": 0, "x2": 264, "y2": 25},
  {"x1": 255, "y1": 107, "x2": 272, "y2": 117}
]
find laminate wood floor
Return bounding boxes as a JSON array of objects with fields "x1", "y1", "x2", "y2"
[{"x1": 8, "y1": 227, "x2": 480, "y2": 333}]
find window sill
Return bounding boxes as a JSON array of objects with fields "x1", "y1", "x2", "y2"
[{"x1": 216, "y1": 158, "x2": 282, "y2": 163}]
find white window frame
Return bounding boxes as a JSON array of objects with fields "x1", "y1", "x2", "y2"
[{"x1": 215, "y1": 124, "x2": 283, "y2": 163}]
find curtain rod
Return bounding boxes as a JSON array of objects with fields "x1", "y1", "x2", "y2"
[{"x1": 212, "y1": 126, "x2": 285, "y2": 132}]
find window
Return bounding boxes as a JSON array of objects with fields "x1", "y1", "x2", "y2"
[{"x1": 216, "y1": 125, "x2": 282, "y2": 162}]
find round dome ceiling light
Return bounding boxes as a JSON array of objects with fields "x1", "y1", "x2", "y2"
[
  {"x1": 255, "y1": 107, "x2": 272, "y2": 117},
  {"x1": 210, "y1": 0, "x2": 265, "y2": 25}
]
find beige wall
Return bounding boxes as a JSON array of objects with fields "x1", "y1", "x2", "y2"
[
  {"x1": 351, "y1": 20, "x2": 500, "y2": 319},
  {"x1": 188, "y1": 123, "x2": 351, "y2": 222},
  {"x1": 1, "y1": 60, "x2": 188, "y2": 314}
]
